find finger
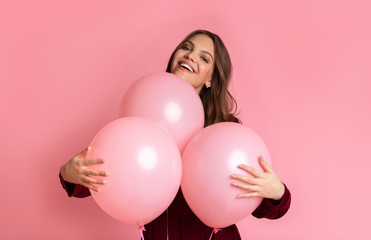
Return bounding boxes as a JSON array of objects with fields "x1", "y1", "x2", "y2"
[
  {"x1": 85, "y1": 167, "x2": 109, "y2": 177},
  {"x1": 237, "y1": 192, "x2": 260, "y2": 198},
  {"x1": 77, "y1": 147, "x2": 89, "y2": 157},
  {"x1": 258, "y1": 156, "x2": 273, "y2": 173},
  {"x1": 238, "y1": 164, "x2": 264, "y2": 178},
  {"x1": 82, "y1": 158, "x2": 105, "y2": 166},
  {"x1": 231, "y1": 182, "x2": 259, "y2": 192},
  {"x1": 87, "y1": 146, "x2": 92, "y2": 154},
  {"x1": 81, "y1": 182, "x2": 101, "y2": 192},
  {"x1": 231, "y1": 174, "x2": 260, "y2": 185},
  {"x1": 83, "y1": 175, "x2": 107, "y2": 185}
]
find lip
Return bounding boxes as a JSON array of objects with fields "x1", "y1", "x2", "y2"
[{"x1": 178, "y1": 61, "x2": 196, "y2": 73}]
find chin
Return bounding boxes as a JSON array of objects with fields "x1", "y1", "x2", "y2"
[{"x1": 173, "y1": 71, "x2": 186, "y2": 80}]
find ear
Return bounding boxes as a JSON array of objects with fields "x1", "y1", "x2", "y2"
[{"x1": 205, "y1": 79, "x2": 212, "y2": 88}]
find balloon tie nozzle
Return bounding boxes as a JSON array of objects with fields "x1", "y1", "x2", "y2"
[
  {"x1": 139, "y1": 225, "x2": 146, "y2": 240},
  {"x1": 208, "y1": 228, "x2": 222, "y2": 240}
]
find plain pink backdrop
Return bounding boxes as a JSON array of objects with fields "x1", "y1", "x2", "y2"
[{"x1": 1, "y1": 0, "x2": 370, "y2": 239}]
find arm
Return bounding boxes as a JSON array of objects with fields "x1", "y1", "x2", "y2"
[
  {"x1": 59, "y1": 171, "x2": 91, "y2": 198},
  {"x1": 59, "y1": 147, "x2": 108, "y2": 197},
  {"x1": 231, "y1": 156, "x2": 291, "y2": 219},
  {"x1": 251, "y1": 183, "x2": 291, "y2": 219}
]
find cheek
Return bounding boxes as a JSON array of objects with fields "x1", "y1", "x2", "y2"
[
  {"x1": 200, "y1": 64, "x2": 214, "y2": 79},
  {"x1": 170, "y1": 53, "x2": 181, "y2": 72},
  {"x1": 170, "y1": 61, "x2": 179, "y2": 73},
  {"x1": 170, "y1": 62, "x2": 175, "y2": 73}
]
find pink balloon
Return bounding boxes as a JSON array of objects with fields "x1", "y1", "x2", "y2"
[
  {"x1": 181, "y1": 122, "x2": 272, "y2": 228},
  {"x1": 87, "y1": 117, "x2": 182, "y2": 227},
  {"x1": 119, "y1": 72, "x2": 204, "y2": 152}
]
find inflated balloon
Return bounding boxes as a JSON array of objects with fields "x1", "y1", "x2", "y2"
[
  {"x1": 119, "y1": 72, "x2": 204, "y2": 152},
  {"x1": 87, "y1": 117, "x2": 182, "y2": 227},
  {"x1": 181, "y1": 122, "x2": 272, "y2": 228}
]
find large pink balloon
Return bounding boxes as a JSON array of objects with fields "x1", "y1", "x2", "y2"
[
  {"x1": 181, "y1": 122, "x2": 272, "y2": 228},
  {"x1": 119, "y1": 72, "x2": 204, "y2": 152},
  {"x1": 87, "y1": 117, "x2": 182, "y2": 227}
]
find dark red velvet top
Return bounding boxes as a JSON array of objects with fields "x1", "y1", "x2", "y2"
[{"x1": 59, "y1": 173, "x2": 291, "y2": 240}]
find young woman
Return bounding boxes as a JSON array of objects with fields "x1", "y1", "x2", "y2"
[{"x1": 60, "y1": 30, "x2": 291, "y2": 240}]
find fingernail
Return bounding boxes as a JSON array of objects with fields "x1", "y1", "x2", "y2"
[
  {"x1": 231, "y1": 174, "x2": 237, "y2": 178},
  {"x1": 232, "y1": 182, "x2": 238, "y2": 186}
]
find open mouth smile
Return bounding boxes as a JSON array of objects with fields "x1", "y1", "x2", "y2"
[{"x1": 179, "y1": 62, "x2": 194, "y2": 73}]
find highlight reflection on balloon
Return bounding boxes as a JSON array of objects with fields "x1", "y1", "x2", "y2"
[
  {"x1": 138, "y1": 147, "x2": 158, "y2": 170},
  {"x1": 164, "y1": 102, "x2": 182, "y2": 123},
  {"x1": 228, "y1": 150, "x2": 248, "y2": 172}
]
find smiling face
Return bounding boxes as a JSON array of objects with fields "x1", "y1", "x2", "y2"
[{"x1": 170, "y1": 34, "x2": 215, "y2": 94}]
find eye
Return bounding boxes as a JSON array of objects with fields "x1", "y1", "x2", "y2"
[
  {"x1": 201, "y1": 56, "x2": 209, "y2": 63},
  {"x1": 182, "y1": 46, "x2": 191, "y2": 51}
]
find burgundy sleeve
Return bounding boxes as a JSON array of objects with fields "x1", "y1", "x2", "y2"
[
  {"x1": 251, "y1": 183, "x2": 291, "y2": 219},
  {"x1": 59, "y1": 172, "x2": 91, "y2": 198}
]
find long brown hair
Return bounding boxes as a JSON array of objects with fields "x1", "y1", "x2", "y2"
[{"x1": 166, "y1": 30, "x2": 239, "y2": 127}]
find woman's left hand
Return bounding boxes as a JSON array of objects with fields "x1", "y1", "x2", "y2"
[{"x1": 231, "y1": 156, "x2": 285, "y2": 200}]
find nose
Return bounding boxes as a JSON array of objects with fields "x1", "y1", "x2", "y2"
[{"x1": 185, "y1": 52, "x2": 195, "y2": 62}]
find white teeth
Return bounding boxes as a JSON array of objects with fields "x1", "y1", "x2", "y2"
[{"x1": 180, "y1": 63, "x2": 194, "y2": 72}]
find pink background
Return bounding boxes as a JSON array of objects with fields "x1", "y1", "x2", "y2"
[{"x1": 1, "y1": 0, "x2": 370, "y2": 239}]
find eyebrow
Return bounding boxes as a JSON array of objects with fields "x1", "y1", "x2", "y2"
[{"x1": 185, "y1": 40, "x2": 214, "y2": 60}]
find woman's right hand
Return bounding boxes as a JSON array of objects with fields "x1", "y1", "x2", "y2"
[{"x1": 60, "y1": 146, "x2": 109, "y2": 192}]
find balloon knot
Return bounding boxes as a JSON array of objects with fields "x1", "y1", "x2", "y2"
[
  {"x1": 214, "y1": 228, "x2": 222, "y2": 234},
  {"x1": 138, "y1": 225, "x2": 146, "y2": 231}
]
